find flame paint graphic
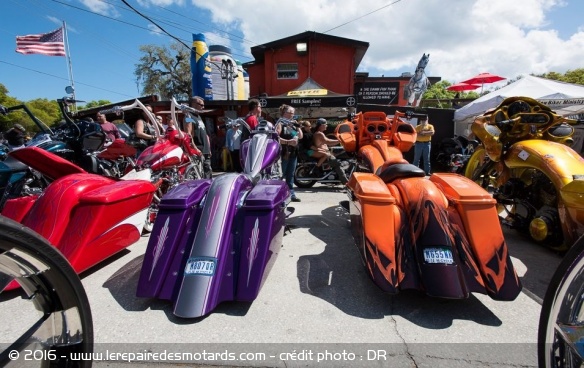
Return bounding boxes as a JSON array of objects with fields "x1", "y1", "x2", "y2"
[
  {"x1": 149, "y1": 217, "x2": 169, "y2": 280},
  {"x1": 246, "y1": 218, "x2": 260, "y2": 286},
  {"x1": 206, "y1": 194, "x2": 221, "y2": 238}
]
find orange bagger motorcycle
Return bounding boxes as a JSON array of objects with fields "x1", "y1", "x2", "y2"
[
  {"x1": 465, "y1": 97, "x2": 584, "y2": 251},
  {"x1": 335, "y1": 111, "x2": 521, "y2": 300}
]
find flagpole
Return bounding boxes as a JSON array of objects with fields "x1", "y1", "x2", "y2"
[{"x1": 62, "y1": 21, "x2": 76, "y2": 109}]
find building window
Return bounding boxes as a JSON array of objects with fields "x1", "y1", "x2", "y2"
[{"x1": 277, "y1": 63, "x2": 298, "y2": 80}]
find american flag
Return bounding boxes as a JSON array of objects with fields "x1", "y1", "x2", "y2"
[{"x1": 16, "y1": 27, "x2": 66, "y2": 57}]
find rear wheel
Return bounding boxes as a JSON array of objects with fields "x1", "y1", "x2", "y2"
[
  {"x1": 294, "y1": 164, "x2": 316, "y2": 188},
  {"x1": 0, "y1": 215, "x2": 93, "y2": 367},
  {"x1": 464, "y1": 147, "x2": 496, "y2": 190},
  {"x1": 538, "y1": 234, "x2": 584, "y2": 367}
]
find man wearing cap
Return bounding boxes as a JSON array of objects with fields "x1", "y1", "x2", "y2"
[
  {"x1": 225, "y1": 121, "x2": 242, "y2": 172},
  {"x1": 413, "y1": 115, "x2": 434, "y2": 175},
  {"x1": 311, "y1": 118, "x2": 348, "y2": 184},
  {"x1": 5, "y1": 123, "x2": 28, "y2": 150}
]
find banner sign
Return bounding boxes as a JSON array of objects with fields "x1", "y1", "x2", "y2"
[{"x1": 356, "y1": 82, "x2": 400, "y2": 105}]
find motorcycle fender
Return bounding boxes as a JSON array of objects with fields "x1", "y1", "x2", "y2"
[
  {"x1": 173, "y1": 173, "x2": 254, "y2": 318},
  {"x1": 59, "y1": 179, "x2": 157, "y2": 273},
  {"x1": 136, "y1": 179, "x2": 212, "y2": 300},
  {"x1": 394, "y1": 176, "x2": 470, "y2": 298},
  {"x1": 236, "y1": 179, "x2": 288, "y2": 301},
  {"x1": 9, "y1": 146, "x2": 86, "y2": 180},
  {"x1": 22, "y1": 174, "x2": 114, "y2": 247},
  {"x1": 241, "y1": 135, "x2": 280, "y2": 177},
  {"x1": 2, "y1": 195, "x2": 38, "y2": 223},
  {"x1": 430, "y1": 173, "x2": 522, "y2": 300},
  {"x1": 560, "y1": 179, "x2": 584, "y2": 247},
  {"x1": 505, "y1": 140, "x2": 584, "y2": 189}
]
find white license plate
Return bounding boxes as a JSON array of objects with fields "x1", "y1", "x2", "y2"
[
  {"x1": 423, "y1": 248, "x2": 454, "y2": 264},
  {"x1": 185, "y1": 257, "x2": 216, "y2": 276}
]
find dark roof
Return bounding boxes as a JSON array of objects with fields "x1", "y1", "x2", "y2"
[{"x1": 249, "y1": 31, "x2": 369, "y2": 69}]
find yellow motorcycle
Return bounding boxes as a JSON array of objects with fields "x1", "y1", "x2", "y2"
[{"x1": 465, "y1": 96, "x2": 584, "y2": 251}]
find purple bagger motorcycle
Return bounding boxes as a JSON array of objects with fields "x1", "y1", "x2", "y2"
[{"x1": 136, "y1": 119, "x2": 289, "y2": 318}]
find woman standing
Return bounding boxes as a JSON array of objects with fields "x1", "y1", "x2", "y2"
[{"x1": 275, "y1": 104, "x2": 303, "y2": 202}]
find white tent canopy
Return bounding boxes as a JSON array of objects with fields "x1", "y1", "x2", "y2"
[{"x1": 453, "y1": 75, "x2": 584, "y2": 136}]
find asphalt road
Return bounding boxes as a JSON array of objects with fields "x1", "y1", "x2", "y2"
[{"x1": 2, "y1": 183, "x2": 563, "y2": 367}]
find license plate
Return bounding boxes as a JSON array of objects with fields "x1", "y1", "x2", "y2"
[
  {"x1": 423, "y1": 248, "x2": 454, "y2": 264},
  {"x1": 185, "y1": 257, "x2": 216, "y2": 276}
]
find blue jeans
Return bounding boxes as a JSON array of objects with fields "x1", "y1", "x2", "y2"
[
  {"x1": 281, "y1": 155, "x2": 298, "y2": 199},
  {"x1": 413, "y1": 141, "x2": 431, "y2": 175}
]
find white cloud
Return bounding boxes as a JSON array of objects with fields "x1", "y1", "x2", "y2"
[
  {"x1": 79, "y1": 0, "x2": 120, "y2": 17},
  {"x1": 113, "y1": 0, "x2": 584, "y2": 87}
]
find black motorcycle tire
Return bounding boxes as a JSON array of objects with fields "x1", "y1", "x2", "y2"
[
  {"x1": 294, "y1": 164, "x2": 316, "y2": 188},
  {"x1": 0, "y1": 215, "x2": 93, "y2": 367},
  {"x1": 538, "y1": 234, "x2": 584, "y2": 367}
]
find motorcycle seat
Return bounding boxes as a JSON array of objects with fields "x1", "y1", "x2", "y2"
[{"x1": 375, "y1": 163, "x2": 425, "y2": 183}]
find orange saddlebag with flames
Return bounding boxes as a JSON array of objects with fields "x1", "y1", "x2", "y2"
[
  {"x1": 348, "y1": 172, "x2": 404, "y2": 292},
  {"x1": 430, "y1": 173, "x2": 521, "y2": 298}
]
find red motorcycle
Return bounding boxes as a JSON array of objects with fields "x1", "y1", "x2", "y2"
[
  {"x1": 1, "y1": 146, "x2": 156, "y2": 290},
  {"x1": 101, "y1": 99, "x2": 204, "y2": 232}
]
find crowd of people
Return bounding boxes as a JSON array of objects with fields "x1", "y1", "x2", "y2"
[{"x1": 2, "y1": 97, "x2": 434, "y2": 204}]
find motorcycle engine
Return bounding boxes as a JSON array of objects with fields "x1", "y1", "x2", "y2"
[
  {"x1": 498, "y1": 178, "x2": 525, "y2": 200},
  {"x1": 531, "y1": 171, "x2": 557, "y2": 207}
]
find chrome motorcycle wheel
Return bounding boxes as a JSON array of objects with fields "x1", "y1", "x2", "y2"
[
  {"x1": 0, "y1": 215, "x2": 93, "y2": 367},
  {"x1": 294, "y1": 164, "x2": 316, "y2": 188},
  {"x1": 538, "y1": 235, "x2": 584, "y2": 367}
]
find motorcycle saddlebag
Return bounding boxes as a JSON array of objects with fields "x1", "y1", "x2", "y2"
[
  {"x1": 235, "y1": 179, "x2": 288, "y2": 301},
  {"x1": 136, "y1": 179, "x2": 212, "y2": 300},
  {"x1": 429, "y1": 173, "x2": 522, "y2": 300}
]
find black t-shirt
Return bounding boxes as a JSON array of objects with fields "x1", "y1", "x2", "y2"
[
  {"x1": 192, "y1": 115, "x2": 211, "y2": 155},
  {"x1": 300, "y1": 131, "x2": 313, "y2": 151}
]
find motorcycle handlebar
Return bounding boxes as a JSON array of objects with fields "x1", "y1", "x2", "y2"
[
  {"x1": 170, "y1": 97, "x2": 203, "y2": 114},
  {"x1": 99, "y1": 99, "x2": 161, "y2": 139}
]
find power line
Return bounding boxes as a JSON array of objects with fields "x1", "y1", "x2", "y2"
[
  {"x1": 0, "y1": 60, "x2": 135, "y2": 98},
  {"x1": 322, "y1": 0, "x2": 403, "y2": 34},
  {"x1": 51, "y1": 0, "x2": 252, "y2": 62}
]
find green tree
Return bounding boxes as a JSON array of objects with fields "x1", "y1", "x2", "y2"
[
  {"x1": 422, "y1": 81, "x2": 479, "y2": 108},
  {"x1": 0, "y1": 86, "x2": 63, "y2": 133},
  {"x1": 80, "y1": 100, "x2": 112, "y2": 109},
  {"x1": 27, "y1": 99, "x2": 62, "y2": 127},
  {"x1": 135, "y1": 42, "x2": 192, "y2": 100},
  {"x1": 538, "y1": 69, "x2": 584, "y2": 85},
  {"x1": 0, "y1": 83, "x2": 26, "y2": 132}
]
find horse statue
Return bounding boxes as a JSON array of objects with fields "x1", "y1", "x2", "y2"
[{"x1": 404, "y1": 53, "x2": 430, "y2": 107}]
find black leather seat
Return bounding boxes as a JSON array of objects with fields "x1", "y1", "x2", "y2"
[{"x1": 375, "y1": 163, "x2": 425, "y2": 183}]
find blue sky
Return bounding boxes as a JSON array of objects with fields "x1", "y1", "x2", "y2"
[{"x1": 1, "y1": 0, "x2": 583, "y2": 103}]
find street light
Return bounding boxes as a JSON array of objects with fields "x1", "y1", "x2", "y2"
[{"x1": 220, "y1": 59, "x2": 236, "y2": 100}]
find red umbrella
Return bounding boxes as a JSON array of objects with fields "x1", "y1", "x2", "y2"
[
  {"x1": 447, "y1": 82, "x2": 480, "y2": 92},
  {"x1": 461, "y1": 72, "x2": 506, "y2": 93}
]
